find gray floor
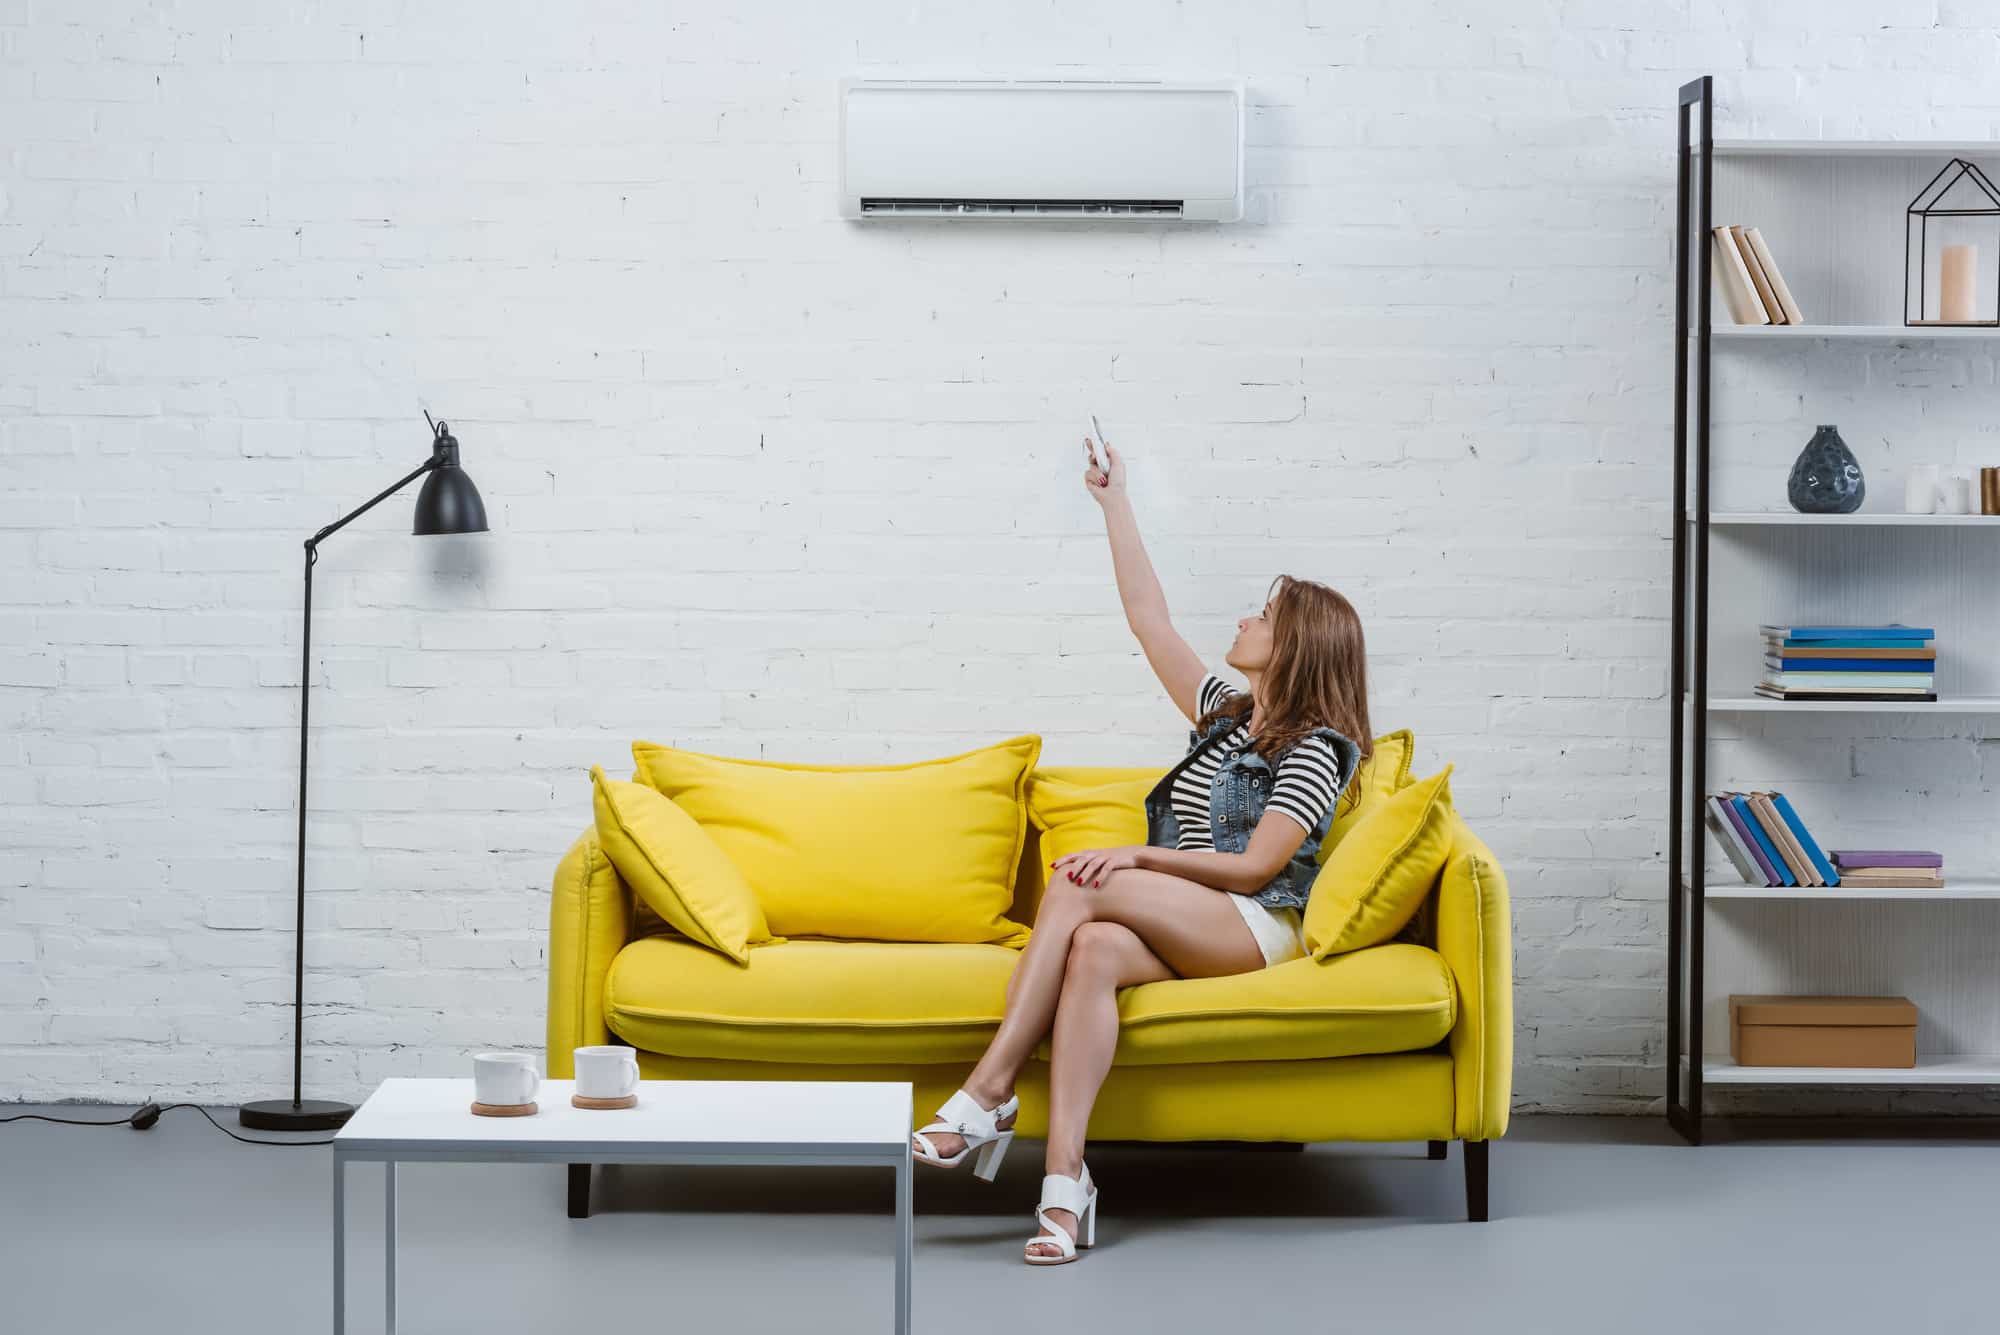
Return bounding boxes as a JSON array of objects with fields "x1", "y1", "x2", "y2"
[{"x1": 1, "y1": 1108, "x2": 1994, "y2": 1333}]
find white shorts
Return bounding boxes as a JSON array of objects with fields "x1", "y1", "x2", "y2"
[{"x1": 1228, "y1": 893, "x2": 1307, "y2": 969}]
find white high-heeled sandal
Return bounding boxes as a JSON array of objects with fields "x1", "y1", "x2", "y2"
[
  {"x1": 910, "y1": 1088, "x2": 1018, "y2": 1181},
  {"x1": 1024, "y1": 1163, "x2": 1097, "y2": 1265}
]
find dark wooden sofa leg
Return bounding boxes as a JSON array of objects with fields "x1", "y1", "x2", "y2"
[
  {"x1": 568, "y1": 1163, "x2": 592, "y2": 1219},
  {"x1": 1464, "y1": 1140, "x2": 1489, "y2": 1222},
  {"x1": 1427, "y1": 1139, "x2": 1448, "y2": 1160}
]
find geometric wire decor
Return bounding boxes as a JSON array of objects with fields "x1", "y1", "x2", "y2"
[{"x1": 1905, "y1": 157, "x2": 2000, "y2": 326}]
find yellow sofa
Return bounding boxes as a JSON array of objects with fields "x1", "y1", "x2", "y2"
[{"x1": 545, "y1": 769, "x2": 1512, "y2": 1221}]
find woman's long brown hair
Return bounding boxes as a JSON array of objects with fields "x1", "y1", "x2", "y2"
[{"x1": 1195, "y1": 575, "x2": 1374, "y2": 809}]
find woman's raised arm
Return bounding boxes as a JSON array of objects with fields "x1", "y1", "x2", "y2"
[{"x1": 1084, "y1": 439, "x2": 1206, "y2": 723}]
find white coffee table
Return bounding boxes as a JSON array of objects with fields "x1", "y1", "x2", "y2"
[{"x1": 333, "y1": 1077, "x2": 915, "y2": 1333}]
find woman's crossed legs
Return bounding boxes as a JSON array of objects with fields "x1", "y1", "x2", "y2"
[{"x1": 917, "y1": 866, "x2": 1267, "y2": 1258}]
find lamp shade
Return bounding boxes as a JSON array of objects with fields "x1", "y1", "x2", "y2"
[{"x1": 412, "y1": 424, "x2": 488, "y2": 535}]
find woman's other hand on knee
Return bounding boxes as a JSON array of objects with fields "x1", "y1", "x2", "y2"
[{"x1": 1050, "y1": 845, "x2": 1144, "y2": 889}]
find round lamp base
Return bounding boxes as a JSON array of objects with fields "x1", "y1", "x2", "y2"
[{"x1": 239, "y1": 1098, "x2": 355, "y2": 1132}]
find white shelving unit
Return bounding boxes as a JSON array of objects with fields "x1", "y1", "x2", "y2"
[
  {"x1": 1701, "y1": 1055, "x2": 2000, "y2": 1086},
  {"x1": 1715, "y1": 323, "x2": 2000, "y2": 340},
  {"x1": 1713, "y1": 139, "x2": 2000, "y2": 158},
  {"x1": 1708, "y1": 695, "x2": 2000, "y2": 714},
  {"x1": 1700, "y1": 512, "x2": 2000, "y2": 527},
  {"x1": 1672, "y1": 84, "x2": 2000, "y2": 1140},
  {"x1": 1687, "y1": 876, "x2": 2000, "y2": 902}
]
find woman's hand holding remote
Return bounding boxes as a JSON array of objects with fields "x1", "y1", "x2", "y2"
[{"x1": 1082, "y1": 437, "x2": 1125, "y2": 507}]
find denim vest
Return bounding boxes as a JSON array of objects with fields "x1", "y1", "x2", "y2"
[{"x1": 1143, "y1": 711, "x2": 1363, "y2": 911}]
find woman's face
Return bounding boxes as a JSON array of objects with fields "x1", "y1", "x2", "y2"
[{"x1": 1225, "y1": 601, "x2": 1275, "y2": 674}]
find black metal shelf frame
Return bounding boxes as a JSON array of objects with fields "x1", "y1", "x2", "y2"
[{"x1": 1667, "y1": 74, "x2": 1713, "y2": 1146}]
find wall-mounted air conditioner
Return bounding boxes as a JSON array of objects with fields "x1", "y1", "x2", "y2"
[{"x1": 838, "y1": 79, "x2": 1244, "y2": 222}]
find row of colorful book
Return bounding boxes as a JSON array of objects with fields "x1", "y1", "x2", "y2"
[
  {"x1": 1703, "y1": 791, "x2": 1839, "y2": 886},
  {"x1": 1757, "y1": 624, "x2": 1937, "y2": 703},
  {"x1": 1704, "y1": 791, "x2": 1949, "y2": 888}
]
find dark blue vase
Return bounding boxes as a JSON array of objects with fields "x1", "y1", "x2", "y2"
[{"x1": 1787, "y1": 425, "x2": 1864, "y2": 514}]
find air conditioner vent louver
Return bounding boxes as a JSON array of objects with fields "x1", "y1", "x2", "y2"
[{"x1": 859, "y1": 197, "x2": 1185, "y2": 218}]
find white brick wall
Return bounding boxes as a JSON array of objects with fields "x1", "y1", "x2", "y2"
[{"x1": 6, "y1": 2, "x2": 1999, "y2": 1112}]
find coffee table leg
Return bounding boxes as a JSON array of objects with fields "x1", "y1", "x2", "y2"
[
  {"x1": 332, "y1": 1155, "x2": 345, "y2": 1335},
  {"x1": 384, "y1": 1161, "x2": 397, "y2": 1335},
  {"x1": 894, "y1": 1153, "x2": 911, "y2": 1335}
]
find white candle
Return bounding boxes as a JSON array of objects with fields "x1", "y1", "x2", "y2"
[
  {"x1": 1941, "y1": 243, "x2": 1979, "y2": 322},
  {"x1": 1905, "y1": 463, "x2": 1940, "y2": 514}
]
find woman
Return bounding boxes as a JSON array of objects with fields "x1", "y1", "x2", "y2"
[{"x1": 908, "y1": 436, "x2": 1374, "y2": 1264}]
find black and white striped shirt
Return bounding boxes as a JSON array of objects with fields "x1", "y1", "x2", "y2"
[{"x1": 1170, "y1": 672, "x2": 1345, "y2": 851}]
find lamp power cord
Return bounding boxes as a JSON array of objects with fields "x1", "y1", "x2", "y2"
[{"x1": 0, "y1": 1102, "x2": 335, "y2": 1146}]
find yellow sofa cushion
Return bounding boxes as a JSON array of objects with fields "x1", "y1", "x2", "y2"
[
  {"x1": 631, "y1": 734, "x2": 1039, "y2": 946},
  {"x1": 591, "y1": 767, "x2": 778, "y2": 966},
  {"x1": 1025, "y1": 766, "x2": 1159, "y2": 887},
  {"x1": 1305, "y1": 764, "x2": 1456, "y2": 959},
  {"x1": 1051, "y1": 941, "x2": 1455, "y2": 1066},
  {"x1": 604, "y1": 934, "x2": 1454, "y2": 1067},
  {"x1": 1320, "y1": 729, "x2": 1416, "y2": 862},
  {"x1": 607, "y1": 937, "x2": 1021, "y2": 1065}
]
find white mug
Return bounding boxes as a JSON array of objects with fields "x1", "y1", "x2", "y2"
[
  {"x1": 473, "y1": 1052, "x2": 539, "y2": 1107},
  {"x1": 574, "y1": 1045, "x2": 640, "y2": 1101}
]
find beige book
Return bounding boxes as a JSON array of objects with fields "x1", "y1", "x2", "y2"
[
  {"x1": 1761, "y1": 795, "x2": 1822, "y2": 886},
  {"x1": 1730, "y1": 226, "x2": 1785, "y2": 323},
  {"x1": 1712, "y1": 226, "x2": 1770, "y2": 325},
  {"x1": 1742, "y1": 227, "x2": 1804, "y2": 324},
  {"x1": 1838, "y1": 871, "x2": 1944, "y2": 888},
  {"x1": 1834, "y1": 863, "x2": 1942, "y2": 878},
  {"x1": 1751, "y1": 793, "x2": 1821, "y2": 886}
]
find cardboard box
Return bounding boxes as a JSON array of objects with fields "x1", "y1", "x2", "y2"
[{"x1": 1728, "y1": 995, "x2": 1918, "y2": 1068}]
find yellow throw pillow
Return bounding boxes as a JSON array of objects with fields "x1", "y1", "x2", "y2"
[
  {"x1": 631, "y1": 735, "x2": 1040, "y2": 946},
  {"x1": 591, "y1": 766, "x2": 778, "y2": 966},
  {"x1": 1025, "y1": 767, "x2": 1161, "y2": 886},
  {"x1": 1319, "y1": 729, "x2": 1417, "y2": 863},
  {"x1": 1304, "y1": 764, "x2": 1455, "y2": 960}
]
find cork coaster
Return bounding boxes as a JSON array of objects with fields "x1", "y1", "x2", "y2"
[
  {"x1": 470, "y1": 1101, "x2": 538, "y2": 1118},
  {"x1": 571, "y1": 1093, "x2": 638, "y2": 1110}
]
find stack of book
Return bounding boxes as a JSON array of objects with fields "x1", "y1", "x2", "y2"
[
  {"x1": 1702, "y1": 790, "x2": 1839, "y2": 887},
  {"x1": 1757, "y1": 625, "x2": 1937, "y2": 703},
  {"x1": 1713, "y1": 224, "x2": 1804, "y2": 325},
  {"x1": 1827, "y1": 850, "x2": 1945, "y2": 889}
]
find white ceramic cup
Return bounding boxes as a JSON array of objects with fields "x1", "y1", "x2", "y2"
[
  {"x1": 1905, "y1": 463, "x2": 1941, "y2": 514},
  {"x1": 473, "y1": 1052, "x2": 539, "y2": 1106},
  {"x1": 574, "y1": 1045, "x2": 641, "y2": 1101}
]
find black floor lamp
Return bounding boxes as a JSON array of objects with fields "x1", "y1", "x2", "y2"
[{"x1": 239, "y1": 413, "x2": 490, "y2": 1132}]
